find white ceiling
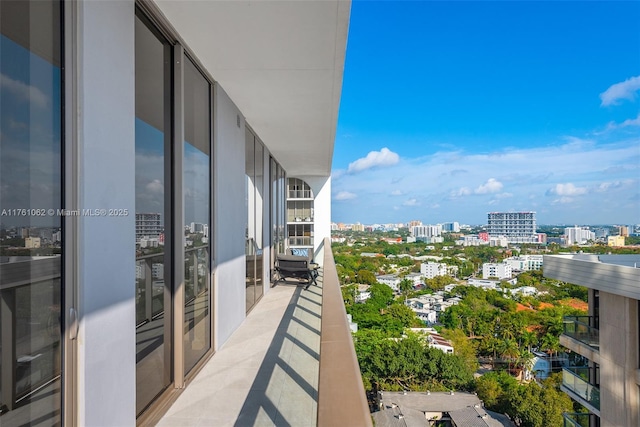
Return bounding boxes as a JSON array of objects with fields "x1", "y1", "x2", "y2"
[{"x1": 154, "y1": 0, "x2": 351, "y2": 177}]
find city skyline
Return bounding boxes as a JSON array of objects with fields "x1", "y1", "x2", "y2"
[{"x1": 331, "y1": 1, "x2": 640, "y2": 225}]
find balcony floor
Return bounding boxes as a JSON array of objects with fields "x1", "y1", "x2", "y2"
[{"x1": 157, "y1": 276, "x2": 323, "y2": 427}]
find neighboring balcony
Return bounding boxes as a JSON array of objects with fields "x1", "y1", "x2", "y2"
[
  {"x1": 563, "y1": 412, "x2": 600, "y2": 427},
  {"x1": 561, "y1": 316, "x2": 600, "y2": 363},
  {"x1": 562, "y1": 367, "x2": 600, "y2": 415}
]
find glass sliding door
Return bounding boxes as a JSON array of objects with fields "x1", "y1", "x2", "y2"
[
  {"x1": 182, "y1": 57, "x2": 211, "y2": 375},
  {"x1": 134, "y1": 12, "x2": 172, "y2": 415},
  {"x1": 245, "y1": 131, "x2": 264, "y2": 311},
  {"x1": 254, "y1": 142, "x2": 264, "y2": 302},
  {"x1": 0, "y1": 1, "x2": 63, "y2": 425},
  {"x1": 245, "y1": 132, "x2": 256, "y2": 311}
]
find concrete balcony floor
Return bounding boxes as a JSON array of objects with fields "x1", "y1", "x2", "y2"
[{"x1": 157, "y1": 275, "x2": 323, "y2": 427}]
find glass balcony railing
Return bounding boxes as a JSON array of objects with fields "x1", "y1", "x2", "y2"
[
  {"x1": 562, "y1": 367, "x2": 600, "y2": 410},
  {"x1": 563, "y1": 316, "x2": 599, "y2": 349},
  {"x1": 288, "y1": 236, "x2": 313, "y2": 247},
  {"x1": 563, "y1": 412, "x2": 598, "y2": 427}
]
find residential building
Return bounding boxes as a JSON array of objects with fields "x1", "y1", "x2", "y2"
[
  {"x1": 405, "y1": 272, "x2": 424, "y2": 286},
  {"x1": 617, "y1": 225, "x2": 629, "y2": 237},
  {"x1": 24, "y1": 237, "x2": 41, "y2": 249},
  {"x1": 564, "y1": 226, "x2": 596, "y2": 245},
  {"x1": 355, "y1": 285, "x2": 371, "y2": 303},
  {"x1": 135, "y1": 212, "x2": 163, "y2": 241},
  {"x1": 421, "y1": 262, "x2": 448, "y2": 279},
  {"x1": 373, "y1": 391, "x2": 514, "y2": 427},
  {"x1": 545, "y1": 254, "x2": 640, "y2": 427},
  {"x1": 487, "y1": 211, "x2": 538, "y2": 243},
  {"x1": 286, "y1": 177, "x2": 315, "y2": 249},
  {"x1": 376, "y1": 274, "x2": 401, "y2": 291},
  {"x1": 503, "y1": 255, "x2": 543, "y2": 271},
  {"x1": 489, "y1": 236, "x2": 509, "y2": 247},
  {"x1": 482, "y1": 262, "x2": 512, "y2": 280},
  {"x1": 0, "y1": 2, "x2": 368, "y2": 427},
  {"x1": 351, "y1": 223, "x2": 365, "y2": 232},
  {"x1": 441, "y1": 222, "x2": 460, "y2": 232},
  {"x1": 607, "y1": 235, "x2": 625, "y2": 247},
  {"x1": 411, "y1": 224, "x2": 442, "y2": 238}
]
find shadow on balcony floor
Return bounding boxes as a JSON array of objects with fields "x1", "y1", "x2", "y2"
[{"x1": 157, "y1": 272, "x2": 323, "y2": 427}]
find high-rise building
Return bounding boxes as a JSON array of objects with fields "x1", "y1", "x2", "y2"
[
  {"x1": 487, "y1": 211, "x2": 537, "y2": 242},
  {"x1": 545, "y1": 254, "x2": 640, "y2": 427},
  {"x1": 564, "y1": 226, "x2": 596, "y2": 245},
  {"x1": 135, "y1": 212, "x2": 162, "y2": 241},
  {"x1": 442, "y1": 222, "x2": 460, "y2": 232}
]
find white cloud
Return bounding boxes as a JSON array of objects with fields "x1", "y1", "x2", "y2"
[
  {"x1": 451, "y1": 187, "x2": 472, "y2": 198},
  {"x1": 619, "y1": 114, "x2": 640, "y2": 128},
  {"x1": 347, "y1": 147, "x2": 399, "y2": 173},
  {"x1": 474, "y1": 178, "x2": 503, "y2": 194},
  {"x1": 402, "y1": 198, "x2": 419, "y2": 206},
  {"x1": 331, "y1": 138, "x2": 639, "y2": 224},
  {"x1": 596, "y1": 179, "x2": 635, "y2": 192},
  {"x1": 146, "y1": 179, "x2": 164, "y2": 194},
  {"x1": 0, "y1": 73, "x2": 48, "y2": 108},
  {"x1": 600, "y1": 75, "x2": 640, "y2": 106},
  {"x1": 390, "y1": 189, "x2": 404, "y2": 196},
  {"x1": 335, "y1": 191, "x2": 357, "y2": 201},
  {"x1": 548, "y1": 183, "x2": 588, "y2": 196},
  {"x1": 552, "y1": 197, "x2": 575, "y2": 205},
  {"x1": 601, "y1": 113, "x2": 640, "y2": 132}
]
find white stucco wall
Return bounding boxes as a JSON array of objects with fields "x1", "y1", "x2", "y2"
[
  {"x1": 213, "y1": 84, "x2": 247, "y2": 348},
  {"x1": 76, "y1": 1, "x2": 136, "y2": 425}
]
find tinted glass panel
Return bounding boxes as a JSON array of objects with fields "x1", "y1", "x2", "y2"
[
  {"x1": 0, "y1": 1, "x2": 62, "y2": 424},
  {"x1": 183, "y1": 58, "x2": 211, "y2": 375},
  {"x1": 245, "y1": 132, "x2": 256, "y2": 311},
  {"x1": 134, "y1": 13, "x2": 172, "y2": 415}
]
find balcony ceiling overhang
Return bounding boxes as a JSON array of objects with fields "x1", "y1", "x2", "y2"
[{"x1": 154, "y1": 0, "x2": 351, "y2": 177}]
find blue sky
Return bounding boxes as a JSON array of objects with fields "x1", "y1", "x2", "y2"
[{"x1": 331, "y1": 1, "x2": 640, "y2": 226}]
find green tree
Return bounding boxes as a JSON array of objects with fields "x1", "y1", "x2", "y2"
[{"x1": 399, "y1": 278, "x2": 414, "y2": 296}]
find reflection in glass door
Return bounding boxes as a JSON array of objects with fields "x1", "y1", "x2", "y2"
[
  {"x1": 182, "y1": 58, "x2": 211, "y2": 375},
  {"x1": 245, "y1": 132, "x2": 264, "y2": 312},
  {"x1": 0, "y1": 1, "x2": 63, "y2": 425},
  {"x1": 134, "y1": 12, "x2": 172, "y2": 415}
]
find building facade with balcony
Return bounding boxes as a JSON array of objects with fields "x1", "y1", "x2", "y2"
[
  {"x1": 544, "y1": 254, "x2": 640, "y2": 427},
  {"x1": 487, "y1": 211, "x2": 538, "y2": 243},
  {"x1": 0, "y1": 1, "x2": 365, "y2": 426}
]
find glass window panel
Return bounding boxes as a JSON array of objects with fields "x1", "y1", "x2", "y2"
[
  {"x1": 182, "y1": 58, "x2": 211, "y2": 375},
  {"x1": 254, "y1": 141, "x2": 264, "y2": 300},
  {"x1": 245, "y1": 132, "x2": 256, "y2": 311},
  {"x1": 134, "y1": 13, "x2": 172, "y2": 415},
  {"x1": 0, "y1": 1, "x2": 63, "y2": 425}
]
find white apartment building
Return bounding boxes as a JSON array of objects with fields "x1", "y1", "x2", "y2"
[
  {"x1": 488, "y1": 236, "x2": 509, "y2": 247},
  {"x1": 405, "y1": 272, "x2": 424, "y2": 286},
  {"x1": 564, "y1": 226, "x2": 596, "y2": 245},
  {"x1": 375, "y1": 274, "x2": 401, "y2": 291},
  {"x1": 456, "y1": 235, "x2": 488, "y2": 246},
  {"x1": 503, "y1": 255, "x2": 543, "y2": 271},
  {"x1": 410, "y1": 224, "x2": 442, "y2": 238},
  {"x1": 421, "y1": 262, "x2": 448, "y2": 279},
  {"x1": 482, "y1": 262, "x2": 512, "y2": 280}
]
